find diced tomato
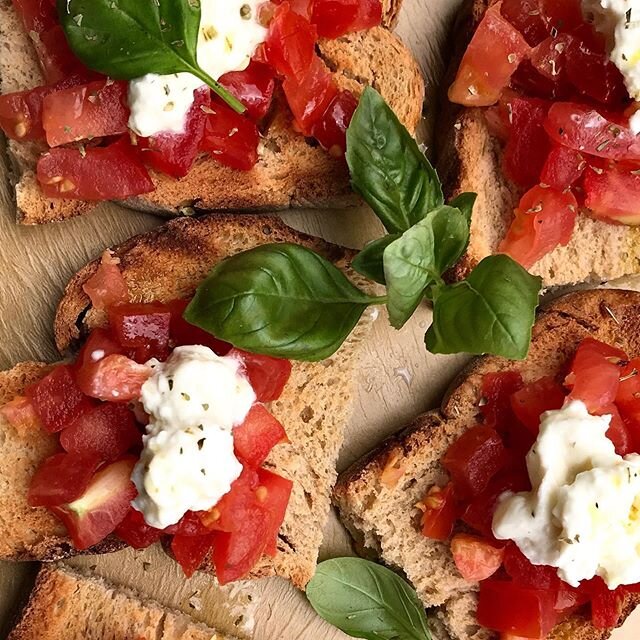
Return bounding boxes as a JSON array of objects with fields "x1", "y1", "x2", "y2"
[
  {"x1": 200, "y1": 101, "x2": 259, "y2": 171},
  {"x1": 51, "y1": 457, "x2": 137, "y2": 550},
  {"x1": 0, "y1": 395, "x2": 41, "y2": 434},
  {"x1": 616, "y1": 358, "x2": 640, "y2": 416},
  {"x1": 530, "y1": 34, "x2": 574, "y2": 84},
  {"x1": 583, "y1": 164, "x2": 640, "y2": 225},
  {"x1": 82, "y1": 251, "x2": 129, "y2": 311},
  {"x1": 510, "y1": 376, "x2": 566, "y2": 434},
  {"x1": 350, "y1": 0, "x2": 383, "y2": 32},
  {"x1": 229, "y1": 348, "x2": 292, "y2": 402},
  {"x1": 449, "y1": 3, "x2": 531, "y2": 107},
  {"x1": 500, "y1": 0, "x2": 548, "y2": 46},
  {"x1": 219, "y1": 60, "x2": 276, "y2": 121},
  {"x1": 419, "y1": 483, "x2": 458, "y2": 541},
  {"x1": 311, "y1": 89, "x2": 358, "y2": 155},
  {"x1": 140, "y1": 86, "x2": 209, "y2": 179},
  {"x1": 75, "y1": 354, "x2": 151, "y2": 402},
  {"x1": 115, "y1": 507, "x2": 164, "y2": 549},
  {"x1": 28, "y1": 451, "x2": 103, "y2": 507},
  {"x1": 503, "y1": 97, "x2": 551, "y2": 188},
  {"x1": 503, "y1": 543, "x2": 560, "y2": 591},
  {"x1": 283, "y1": 55, "x2": 338, "y2": 134},
  {"x1": 272, "y1": 0, "x2": 313, "y2": 19},
  {"x1": 171, "y1": 533, "x2": 215, "y2": 578},
  {"x1": 109, "y1": 302, "x2": 172, "y2": 353},
  {"x1": 544, "y1": 103, "x2": 640, "y2": 162},
  {"x1": 171, "y1": 510, "x2": 213, "y2": 537},
  {"x1": 35, "y1": 24, "x2": 94, "y2": 83},
  {"x1": 42, "y1": 80, "x2": 129, "y2": 147},
  {"x1": 480, "y1": 371, "x2": 524, "y2": 430},
  {"x1": 60, "y1": 403, "x2": 141, "y2": 460},
  {"x1": 451, "y1": 533, "x2": 504, "y2": 582},
  {"x1": 585, "y1": 577, "x2": 627, "y2": 629},
  {"x1": 264, "y1": 2, "x2": 317, "y2": 81},
  {"x1": 256, "y1": 468, "x2": 293, "y2": 556},
  {"x1": 168, "y1": 299, "x2": 231, "y2": 355},
  {"x1": 540, "y1": 0, "x2": 583, "y2": 33},
  {"x1": 12, "y1": 0, "x2": 57, "y2": 34},
  {"x1": 75, "y1": 328, "x2": 124, "y2": 372},
  {"x1": 25, "y1": 364, "x2": 93, "y2": 433},
  {"x1": 540, "y1": 145, "x2": 585, "y2": 190},
  {"x1": 443, "y1": 425, "x2": 508, "y2": 497},
  {"x1": 37, "y1": 137, "x2": 155, "y2": 200},
  {"x1": 477, "y1": 579, "x2": 558, "y2": 637},
  {"x1": 233, "y1": 404, "x2": 287, "y2": 467},
  {"x1": 565, "y1": 338, "x2": 625, "y2": 413},
  {"x1": 594, "y1": 404, "x2": 632, "y2": 456},
  {"x1": 499, "y1": 184, "x2": 578, "y2": 269},
  {"x1": 311, "y1": 0, "x2": 358, "y2": 38}
]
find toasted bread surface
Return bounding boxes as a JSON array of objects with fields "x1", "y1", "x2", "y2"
[
  {"x1": 0, "y1": 0, "x2": 424, "y2": 224},
  {"x1": 335, "y1": 289, "x2": 640, "y2": 639},
  {"x1": 7, "y1": 563, "x2": 237, "y2": 640}
]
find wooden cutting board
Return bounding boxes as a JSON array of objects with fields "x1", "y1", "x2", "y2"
[{"x1": 0, "y1": 0, "x2": 638, "y2": 637}]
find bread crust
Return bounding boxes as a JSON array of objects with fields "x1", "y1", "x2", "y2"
[{"x1": 335, "y1": 289, "x2": 640, "y2": 640}]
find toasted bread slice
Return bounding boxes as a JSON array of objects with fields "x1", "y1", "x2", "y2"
[
  {"x1": 334, "y1": 289, "x2": 640, "y2": 639},
  {"x1": 0, "y1": 215, "x2": 377, "y2": 589},
  {"x1": 0, "y1": 0, "x2": 424, "y2": 224},
  {"x1": 436, "y1": 0, "x2": 640, "y2": 288},
  {"x1": 7, "y1": 563, "x2": 238, "y2": 640}
]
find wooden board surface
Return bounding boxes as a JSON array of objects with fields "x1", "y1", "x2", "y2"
[{"x1": 0, "y1": 0, "x2": 639, "y2": 637}]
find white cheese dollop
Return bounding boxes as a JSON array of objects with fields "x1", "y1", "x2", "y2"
[
  {"x1": 131, "y1": 345, "x2": 256, "y2": 529},
  {"x1": 582, "y1": 0, "x2": 640, "y2": 105},
  {"x1": 493, "y1": 400, "x2": 640, "y2": 589},
  {"x1": 128, "y1": 0, "x2": 267, "y2": 137}
]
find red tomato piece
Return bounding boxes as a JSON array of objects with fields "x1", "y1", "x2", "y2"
[
  {"x1": 37, "y1": 137, "x2": 155, "y2": 200},
  {"x1": 480, "y1": 371, "x2": 524, "y2": 429},
  {"x1": 585, "y1": 577, "x2": 627, "y2": 629},
  {"x1": 350, "y1": 0, "x2": 383, "y2": 32},
  {"x1": 540, "y1": 0, "x2": 583, "y2": 33},
  {"x1": 0, "y1": 395, "x2": 41, "y2": 434},
  {"x1": 25, "y1": 364, "x2": 93, "y2": 433},
  {"x1": 171, "y1": 533, "x2": 215, "y2": 578},
  {"x1": 503, "y1": 543, "x2": 560, "y2": 591},
  {"x1": 311, "y1": 89, "x2": 358, "y2": 155},
  {"x1": 82, "y1": 251, "x2": 129, "y2": 311},
  {"x1": 449, "y1": 4, "x2": 531, "y2": 107},
  {"x1": 503, "y1": 97, "x2": 551, "y2": 188},
  {"x1": 540, "y1": 145, "x2": 585, "y2": 191},
  {"x1": 272, "y1": 0, "x2": 313, "y2": 19},
  {"x1": 583, "y1": 164, "x2": 640, "y2": 225},
  {"x1": 139, "y1": 86, "x2": 209, "y2": 179},
  {"x1": 419, "y1": 483, "x2": 458, "y2": 541},
  {"x1": 12, "y1": 0, "x2": 56, "y2": 33},
  {"x1": 264, "y1": 2, "x2": 317, "y2": 81},
  {"x1": 76, "y1": 354, "x2": 152, "y2": 402},
  {"x1": 499, "y1": 185, "x2": 578, "y2": 269},
  {"x1": 28, "y1": 451, "x2": 103, "y2": 507},
  {"x1": 233, "y1": 404, "x2": 287, "y2": 467},
  {"x1": 530, "y1": 34, "x2": 574, "y2": 83},
  {"x1": 219, "y1": 60, "x2": 276, "y2": 121},
  {"x1": 616, "y1": 358, "x2": 640, "y2": 416},
  {"x1": 52, "y1": 457, "x2": 137, "y2": 550},
  {"x1": 283, "y1": 55, "x2": 338, "y2": 133},
  {"x1": 229, "y1": 348, "x2": 292, "y2": 402},
  {"x1": 451, "y1": 533, "x2": 505, "y2": 582},
  {"x1": 477, "y1": 579, "x2": 558, "y2": 637},
  {"x1": 109, "y1": 302, "x2": 172, "y2": 352},
  {"x1": 594, "y1": 404, "x2": 632, "y2": 456},
  {"x1": 311, "y1": 0, "x2": 359, "y2": 38},
  {"x1": 35, "y1": 24, "x2": 94, "y2": 83},
  {"x1": 75, "y1": 328, "x2": 125, "y2": 372},
  {"x1": 200, "y1": 100, "x2": 259, "y2": 171},
  {"x1": 500, "y1": 0, "x2": 548, "y2": 46},
  {"x1": 565, "y1": 338, "x2": 626, "y2": 412},
  {"x1": 510, "y1": 376, "x2": 566, "y2": 434},
  {"x1": 60, "y1": 403, "x2": 141, "y2": 460},
  {"x1": 115, "y1": 507, "x2": 164, "y2": 549},
  {"x1": 168, "y1": 299, "x2": 231, "y2": 355},
  {"x1": 256, "y1": 468, "x2": 293, "y2": 556}
]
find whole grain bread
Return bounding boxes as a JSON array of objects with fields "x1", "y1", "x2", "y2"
[
  {"x1": 7, "y1": 563, "x2": 238, "y2": 640},
  {"x1": 0, "y1": 0, "x2": 424, "y2": 224},
  {"x1": 334, "y1": 288, "x2": 640, "y2": 640},
  {"x1": 0, "y1": 214, "x2": 377, "y2": 590},
  {"x1": 436, "y1": 0, "x2": 640, "y2": 288}
]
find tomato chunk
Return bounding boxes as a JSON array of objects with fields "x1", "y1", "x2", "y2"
[
  {"x1": 449, "y1": 4, "x2": 531, "y2": 107},
  {"x1": 480, "y1": 371, "x2": 524, "y2": 430},
  {"x1": 257, "y1": 467, "x2": 293, "y2": 556},
  {"x1": 109, "y1": 302, "x2": 172, "y2": 352},
  {"x1": 169, "y1": 299, "x2": 231, "y2": 355},
  {"x1": 233, "y1": 404, "x2": 287, "y2": 467},
  {"x1": 500, "y1": 0, "x2": 547, "y2": 46},
  {"x1": 172, "y1": 533, "x2": 215, "y2": 578},
  {"x1": 0, "y1": 84, "x2": 55, "y2": 141},
  {"x1": 115, "y1": 507, "x2": 164, "y2": 549},
  {"x1": 419, "y1": 482, "x2": 457, "y2": 541},
  {"x1": 311, "y1": 0, "x2": 359, "y2": 38},
  {"x1": 311, "y1": 89, "x2": 358, "y2": 155},
  {"x1": 583, "y1": 164, "x2": 640, "y2": 225},
  {"x1": 37, "y1": 138, "x2": 154, "y2": 200},
  {"x1": 75, "y1": 328, "x2": 124, "y2": 372},
  {"x1": 510, "y1": 376, "x2": 566, "y2": 434},
  {"x1": 0, "y1": 395, "x2": 41, "y2": 434},
  {"x1": 82, "y1": 251, "x2": 129, "y2": 311},
  {"x1": 616, "y1": 358, "x2": 640, "y2": 418},
  {"x1": 219, "y1": 60, "x2": 276, "y2": 121},
  {"x1": 595, "y1": 404, "x2": 632, "y2": 455},
  {"x1": 25, "y1": 365, "x2": 93, "y2": 433},
  {"x1": 540, "y1": 145, "x2": 586, "y2": 191},
  {"x1": 229, "y1": 348, "x2": 292, "y2": 402},
  {"x1": 451, "y1": 533, "x2": 504, "y2": 581},
  {"x1": 76, "y1": 354, "x2": 152, "y2": 402}
]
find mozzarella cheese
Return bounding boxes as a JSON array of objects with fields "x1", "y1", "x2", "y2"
[
  {"x1": 493, "y1": 400, "x2": 640, "y2": 589},
  {"x1": 128, "y1": 1, "x2": 267, "y2": 137},
  {"x1": 131, "y1": 345, "x2": 256, "y2": 529},
  {"x1": 582, "y1": 0, "x2": 640, "y2": 106}
]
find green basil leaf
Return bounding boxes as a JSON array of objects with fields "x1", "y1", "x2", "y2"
[
  {"x1": 352, "y1": 235, "x2": 400, "y2": 285},
  {"x1": 59, "y1": 0, "x2": 244, "y2": 112},
  {"x1": 448, "y1": 192, "x2": 477, "y2": 228},
  {"x1": 383, "y1": 206, "x2": 469, "y2": 329},
  {"x1": 346, "y1": 87, "x2": 444, "y2": 234},
  {"x1": 425, "y1": 254, "x2": 542, "y2": 359},
  {"x1": 184, "y1": 244, "x2": 378, "y2": 361},
  {"x1": 307, "y1": 558, "x2": 431, "y2": 640}
]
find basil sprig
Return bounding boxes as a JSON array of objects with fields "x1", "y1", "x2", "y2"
[
  {"x1": 186, "y1": 88, "x2": 542, "y2": 361},
  {"x1": 58, "y1": 0, "x2": 245, "y2": 113},
  {"x1": 307, "y1": 558, "x2": 431, "y2": 640}
]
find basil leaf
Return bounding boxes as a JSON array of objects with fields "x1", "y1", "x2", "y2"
[
  {"x1": 59, "y1": 0, "x2": 244, "y2": 112},
  {"x1": 425, "y1": 255, "x2": 542, "y2": 359},
  {"x1": 184, "y1": 244, "x2": 378, "y2": 361},
  {"x1": 448, "y1": 192, "x2": 477, "y2": 228},
  {"x1": 346, "y1": 87, "x2": 444, "y2": 234},
  {"x1": 307, "y1": 558, "x2": 431, "y2": 640},
  {"x1": 383, "y1": 206, "x2": 469, "y2": 329},
  {"x1": 352, "y1": 235, "x2": 400, "y2": 285}
]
